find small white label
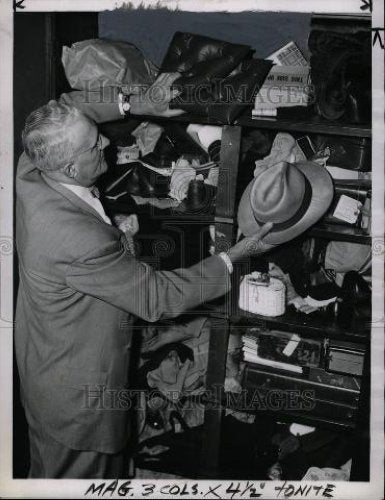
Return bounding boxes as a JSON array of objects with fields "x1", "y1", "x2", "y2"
[
  {"x1": 333, "y1": 195, "x2": 362, "y2": 224},
  {"x1": 282, "y1": 333, "x2": 301, "y2": 357}
]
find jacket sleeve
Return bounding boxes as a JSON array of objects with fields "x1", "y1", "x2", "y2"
[
  {"x1": 59, "y1": 88, "x2": 123, "y2": 124},
  {"x1": 65, "y1": 237, "x2": 231, "y2": 322}
]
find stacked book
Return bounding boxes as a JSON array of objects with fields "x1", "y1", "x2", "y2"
[
  {"x1": 253, "y1": 42, "x2": 310, "y2": 118},
  {"x1": 242, "y1": 331, "x2": 304, "y2": 373}
]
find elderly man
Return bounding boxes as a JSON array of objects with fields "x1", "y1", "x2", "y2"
[{"x1": 15, "y1": 73, "x2": 272, "y2": 478}]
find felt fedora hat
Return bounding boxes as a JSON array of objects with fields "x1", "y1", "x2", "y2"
[{"x1": 237, "y1": 160, "x2": 334, "y2": 245}]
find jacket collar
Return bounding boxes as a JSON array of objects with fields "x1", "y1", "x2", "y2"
[{"x1": 41, "y1": 171, "x2": 107, "y2": 224}]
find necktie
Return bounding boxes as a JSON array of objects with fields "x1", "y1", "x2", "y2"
[{"x1": 90, "y1": 186, "x2": 100, "y2": 198}]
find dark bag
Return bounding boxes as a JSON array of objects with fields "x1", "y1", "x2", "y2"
[
  {"x1": 313, "y1": 135, "x2": 371, "y2": 171},
  {"x1": 308, "y1": 17, "x2": 371, "y2": 124},
  {"x1": 160, "y1": 32, "x2": 272, "y2": 123},
  {"x1": 161, "y1": 31, "x2": 252, "y2": 81},
  {"x1": 135, "y1": 411, "x2": 203, "y2": 477}
]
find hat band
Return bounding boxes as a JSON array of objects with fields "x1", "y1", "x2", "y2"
[{"x1": 253, "y1": 176, "x2": 312, "y2": 233}]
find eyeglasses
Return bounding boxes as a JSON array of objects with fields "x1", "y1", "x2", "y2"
[
  {"x1": 77, "y1": 134, "x2": 105, "y2": 156},
  {"x1": 63, "y1": 133, "x2": 110, "y2": 168}
]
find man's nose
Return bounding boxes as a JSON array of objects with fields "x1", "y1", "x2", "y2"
[{"x1": 100, "y1": 135, "x2": 110, "y2": 150}]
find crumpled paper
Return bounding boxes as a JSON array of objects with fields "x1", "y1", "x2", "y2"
[
  {"x1": 132, "y1": 122, "x2": 164, "y2": 157},
  {"x1": 269, "y1": 262, "x2": 320, "y2": 314}
]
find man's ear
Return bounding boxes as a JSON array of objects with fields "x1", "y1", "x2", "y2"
[{"x1": 63, "y1": 162, "x2": 77, "y2": 179}]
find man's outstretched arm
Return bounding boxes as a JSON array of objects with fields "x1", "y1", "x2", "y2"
[
  {"x1": 65, "y1": 223, "x2": 273, "y2": 322},
  {"x1": 59, "y1": 72, "x2": 184, "y2": 124}
]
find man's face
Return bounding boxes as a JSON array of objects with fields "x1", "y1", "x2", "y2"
[{"x1": 67, "y1": 117, "x2": 110, "y2": 187}]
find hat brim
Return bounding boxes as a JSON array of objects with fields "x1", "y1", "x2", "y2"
[{"x1": 237, "y1": 161, "x2": 334, "y2": 245}]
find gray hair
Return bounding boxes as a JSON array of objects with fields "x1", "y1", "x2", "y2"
[{"x1": 22, "y1": 101, "x2": 84, "y2": 171}]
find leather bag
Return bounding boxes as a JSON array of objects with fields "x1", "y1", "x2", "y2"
[{"x1": 160, "y1": 32, "x2": 273, "y2": 123}]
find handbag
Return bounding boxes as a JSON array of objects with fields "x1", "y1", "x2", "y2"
[{"x1": 160, "y1": 32, "x2": 272, "y2": 123}]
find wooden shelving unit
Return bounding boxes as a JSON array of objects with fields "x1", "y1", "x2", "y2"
[
  {"x1": 140, "y1": 112, "x2": 372, "y2": 139},
  {"x1": 236, "y1": 115, "x2": 371, "y2": 138},
  {"x1": 309, "y1": 223, "x2": 371, "y2": 244},
  {"x1": 103, "y1": 115, "x2": 371, "y2": 479},
  {"x1": 195, "y1": 117, "x2": 371, "y2": 479},
  {"x1": 230, "y1": 308, "x2": 370, "y2": 344}
]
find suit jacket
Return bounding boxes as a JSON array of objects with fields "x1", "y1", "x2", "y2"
[{"x1": 15, "y1": 92, "x2": 230, "y2": 453}]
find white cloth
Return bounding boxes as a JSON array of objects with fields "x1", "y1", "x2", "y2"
[
  {"x1": 186, "y1": 124, "x2": 223, "y2": 151},
  {"x1": 60, "y1": 183, "x2": 112, "y2": 225},
  {"x1": 196, "y1": 125, "x2": 222, "y2": 151},
  {"x1": 254, "y1": 132, "x2": 306, "y2": 176}
]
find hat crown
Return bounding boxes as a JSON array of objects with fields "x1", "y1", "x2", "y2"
[{"x1": 250, "y1": 161, "x2": 306, "y2": 223}]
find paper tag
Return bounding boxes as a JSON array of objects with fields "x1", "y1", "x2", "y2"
[
  {"x1": 333, "y1": 195, "x2": 362, "y2": 224},
  {"x1": 282, "y1": 333, "x2": 301, "y2": 357}
]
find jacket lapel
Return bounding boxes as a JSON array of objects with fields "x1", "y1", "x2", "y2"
[{"x1": 41, "y1": 172, "x2": 108, "y2": 224}]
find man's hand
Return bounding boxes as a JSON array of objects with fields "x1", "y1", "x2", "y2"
[
  {"x1": 129, "y1": 72, "x2": 185, "y2": 118},
  {"x1": 227, "y1": 222, "x2": 275, "y2": 263},
  {"x1": 113, "y1": 213, "x2": 139, "y2": 236}
]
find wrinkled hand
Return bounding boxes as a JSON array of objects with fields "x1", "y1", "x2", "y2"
[
  {"x1": 227, "y1": 222, "x2": 275, "y2": 263},
  {"x1": 113, "y1": 214, "x2": 139, "y2": 235},
  {"x1": 130, "y1": 72, "x2": 185, "y2": 118}
]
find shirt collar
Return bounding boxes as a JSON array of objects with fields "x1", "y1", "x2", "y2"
[{"x1": 59, "y1": 183, "x2": 98, "y2": 198}]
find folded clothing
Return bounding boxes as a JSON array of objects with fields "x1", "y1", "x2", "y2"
[{"x1": 138, "y1": 343, "x2": 194, "y2": 392}]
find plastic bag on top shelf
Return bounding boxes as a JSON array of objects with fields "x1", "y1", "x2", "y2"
[{"x1": 62, "y1": 39, "x2": 157, "y2": 91}]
